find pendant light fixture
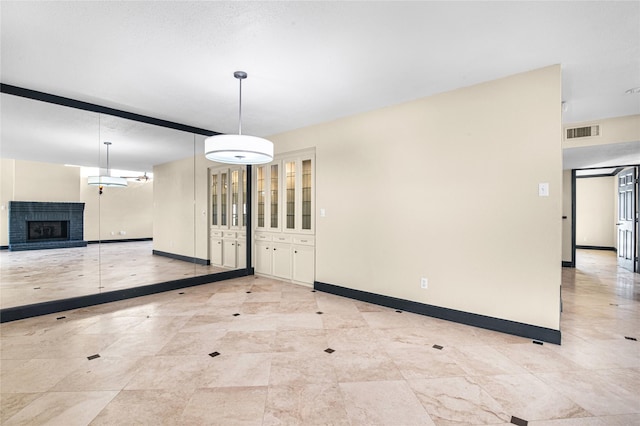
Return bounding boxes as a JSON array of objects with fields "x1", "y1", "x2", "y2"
[
  {"x1": 88, "y1": 141, "x2": 128, "y2": 188},
  {"x1": 204, "y1": 71, "x2": 273, "y2": 165}
]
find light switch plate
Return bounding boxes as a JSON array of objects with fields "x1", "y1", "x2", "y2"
[{"x1": 538, "y1": 183, "x2": 549, "y2": 197}]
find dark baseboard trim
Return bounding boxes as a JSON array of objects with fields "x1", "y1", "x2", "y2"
[
  {"x1": 152, "y1": 249, "x2": 209, "y2": 266},
  {"x1": 88, "y1": 238, "x2": 153, "y2": 244},
  {"x1": 0, "y1": 269, "x2": 249, "y2": 323},
  {"x1": 576, "y1": 245, "x2": 616, "y2": 252},
  {"x1": 562, "y1": 261, "x2": 574, "y2": 267},
  {"x1": 314, "y1": 281, "x2": 561, "y2": 345},
  {"x1": 0, "y1": 245, "x2": 8, "y2": 250}
]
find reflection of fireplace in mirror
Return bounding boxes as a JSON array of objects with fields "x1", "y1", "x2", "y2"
[
  {"x1": 8, "y1": 201, "x2": 87, "y2": 251},
  {"x1": 27, "y1": 221, "x2": 69, "y2": 242}
]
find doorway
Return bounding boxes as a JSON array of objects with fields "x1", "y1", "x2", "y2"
[{"x1": 573, "y1": 165, "x2": 639, "y2": 273}]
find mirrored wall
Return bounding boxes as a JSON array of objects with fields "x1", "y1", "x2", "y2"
[{"x1": 0, "y1": 89, "x2": 247, "y2": 315}]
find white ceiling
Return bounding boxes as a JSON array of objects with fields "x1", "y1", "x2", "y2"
[{"x1": 1, "y1": 1, "x2": 639, "y2": 171}]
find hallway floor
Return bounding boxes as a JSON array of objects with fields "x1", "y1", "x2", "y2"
[{"x1": 1, "y1": 250, "x2": 638, "y2": 425}]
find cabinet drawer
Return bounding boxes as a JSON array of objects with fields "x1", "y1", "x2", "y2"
[
  {"x1": 210, "y1": 230, "x2": 223, "y2": 238},
  {"x1": 273, "y1": 235, "x2": 292, "y2": 243},
  {"x1": 293, "y1": 236, "x2": 314, "y2": 246},
  {"x1": 237, "y1": 232, "x2": 246, "y2": 239},
  {"x1": 255, "y1": 233, "x2": 272, "y2": 241},
  {"x1": 224, "y1": 232, "x2": 236, "y2": 239}
]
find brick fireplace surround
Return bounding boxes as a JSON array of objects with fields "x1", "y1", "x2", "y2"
[{"x1": 8, "y1": 201, "x2": 87, "y2": 251}]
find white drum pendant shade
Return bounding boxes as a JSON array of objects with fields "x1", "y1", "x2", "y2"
[
  {"x1": 205, "y1": 71, "x2": 273, "y2": 165},
  {"x1": 87, "y1": 175, "x2": 128, "y2": 187},
  {"x1": 205, "y1": 134, "x2": 273, "y2": 165}
]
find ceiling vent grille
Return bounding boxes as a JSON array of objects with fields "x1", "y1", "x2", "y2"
[{"x1": 566, "y1": 125, "x2": 600, "y2": 139}]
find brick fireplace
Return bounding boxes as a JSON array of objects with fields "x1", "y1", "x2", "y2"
[{"x1": 8, "y1": 201, "x2": 87, "y2": 251}]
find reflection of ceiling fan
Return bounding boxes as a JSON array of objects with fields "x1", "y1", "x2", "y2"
[{"x1": 121, "y1": 172, "x2": 152, "y2": 182}]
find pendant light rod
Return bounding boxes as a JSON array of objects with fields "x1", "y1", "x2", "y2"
[
  {"x1": 234, "y1": 71, "x2": 247, "y2": 136},
  {"x1": 104, "y1": 141, "x2": 112, "y2": 175}
]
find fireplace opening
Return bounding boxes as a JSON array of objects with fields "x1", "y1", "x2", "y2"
[{"x1": 27, "y1": 220, "x2": 70, "y2": 242}]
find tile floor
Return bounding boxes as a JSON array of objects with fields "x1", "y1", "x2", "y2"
[
  {"x1": 0, "y1": 249, "x2": 638, "y2": 425},
  {"x1": 0, "y1": 241, "x2": 227, "y2": 309}
]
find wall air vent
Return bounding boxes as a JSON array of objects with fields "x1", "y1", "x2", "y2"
[{"x1": 566, "y1": 125, "x2": 600, "y2": 139}]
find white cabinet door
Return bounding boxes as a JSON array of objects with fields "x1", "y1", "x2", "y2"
[
  {"x1": 223, "y1": 239, "x2": 237, "y2": 268},
  {"x1": 292, "y1": 245, "x2": 314, "y2": 284},
  {"x1": 236, "y1": 240, "x2": 247, "y2": 269},
  {"x1": 272, "y1": 242, "x2": 292, "y2": 279},
  {"x1": 255, "y1": 241, "x2": 272, "y2": 275},
  {"x1": 210, "y1": 238, "x2": 223, "y2": 266}
]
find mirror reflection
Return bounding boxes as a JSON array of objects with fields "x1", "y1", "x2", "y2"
[{"x1": 0, "y1": 92, "x2": 239, "y2": 311}]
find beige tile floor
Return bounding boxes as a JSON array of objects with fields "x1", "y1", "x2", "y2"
[
  {"x1": 0, "y1": 241, "x2": 227, "y2": 309},
  {"x1": 0, "y1": 249, "x2": 638, "y2": 425}
]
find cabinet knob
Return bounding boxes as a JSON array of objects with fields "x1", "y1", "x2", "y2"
[{"x1": 294, "y1": 250, "x2": 298, "y2": 253}]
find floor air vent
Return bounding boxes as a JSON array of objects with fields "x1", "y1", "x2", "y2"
[{"x1": 566, "y1": 125, "x2": 599, "y2": 139}]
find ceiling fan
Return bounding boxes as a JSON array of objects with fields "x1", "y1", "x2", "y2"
[{"x1": 121, "y1": 172, "x2": 152, "y2": 182}]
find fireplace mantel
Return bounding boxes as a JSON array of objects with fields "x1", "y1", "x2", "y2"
[{"x1": 8, "y1": 201, "x2": 87, "y2": 251}]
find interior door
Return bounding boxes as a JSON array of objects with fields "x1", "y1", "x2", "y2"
[{"x1": 617, "y1": 167, "x2": 637, "y2": 272}]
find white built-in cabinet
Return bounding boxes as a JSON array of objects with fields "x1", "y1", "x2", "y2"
[
  {"x1": 209, "y1": 166, "x2": 247, "y2": 269},
  {"x1": 254, "y1": 150, "x2": 315, "y2": 285}
]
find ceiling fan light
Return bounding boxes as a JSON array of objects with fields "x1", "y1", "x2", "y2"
[{"x1": 204, "y1": 134, "x2": 273, "y2": 165}]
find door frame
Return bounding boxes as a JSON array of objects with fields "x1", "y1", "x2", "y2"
[{"x1": 569, "y1": 164, "x2": 640, "y2": 272}]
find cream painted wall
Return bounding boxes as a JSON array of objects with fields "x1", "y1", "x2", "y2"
[
  {"x1": 0, "y1": 159, "x2": 152, "y2": 246},
  {"x1": 153, "y1": 156, "x2": 198, "y2": 259},
  {"x1": 270, "y1": 65, "x2": 562, "y2": 330},
  {"x1": 80, "y1": 177, "x2": 153, "y2": 241},
  {"x1": 563, "y1": 114, "x2": 640, "y2": 149},
  {"x1": 13, "y1": 159, "x2": 81, "y2": 201},
  {"x1": 576, "y1": 176, "x2": 617, "y2": 248},
  {"x1": 562, "y1": 170, "x2": 573, "y2": 263}
]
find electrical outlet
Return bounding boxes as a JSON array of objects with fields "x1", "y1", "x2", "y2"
[{"x1": 421, "y1": 277, "x2": 428, "y2": 289}]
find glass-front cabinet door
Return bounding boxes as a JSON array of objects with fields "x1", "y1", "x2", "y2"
[
  {"x1": 257, "y1": 166, "x2": 266, "y2": 228},
  {"x1": 220, "y1": 171, "x2": 228, "y2": 227},
  {"x1": 285, "y1": 161, "x2": 296, "y2": 230},
  {"x1": 301, "y1": 159, "x2": 312, "y2": 231},
  {"x1": 270, "y1": 164, "x2": 279, "y2": 230},
  {"x1": 254, "y1": 162, "x2": 282, "y2": 232},
  {"x1": 283, "y1": 153, "x2": 314, "y2": 234}
]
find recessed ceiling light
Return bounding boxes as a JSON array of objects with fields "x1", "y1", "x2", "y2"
[{"x1": 624, "y1": 87, "x2": 640, "y2": 94}]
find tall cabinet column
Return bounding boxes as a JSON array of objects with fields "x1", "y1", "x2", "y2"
[
  {"x1": 254, "y1": 149, "x2": 315, "y2": 286},
  {"x1": 209, "y1": 165, "x2": 247, "y2": 269}
]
